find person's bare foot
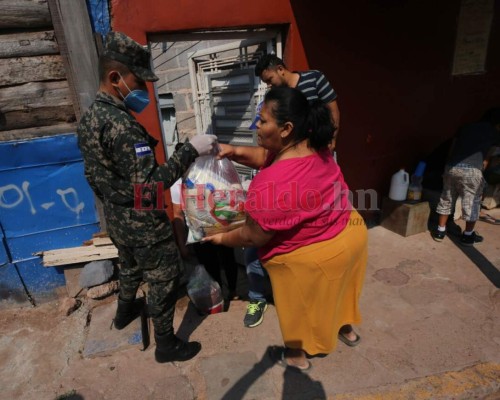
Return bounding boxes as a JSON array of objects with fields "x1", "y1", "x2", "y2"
[
  {"x1": 284, "y1": 348, "x2": 309, "y2": 369},
  {"x1": 339, "y1": 324, "x2": 358, "y2": 341}
]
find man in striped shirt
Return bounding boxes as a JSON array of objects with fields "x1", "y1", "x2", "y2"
[{"x1": 254, "y1": 54, "x2": 340, "y2": 148}]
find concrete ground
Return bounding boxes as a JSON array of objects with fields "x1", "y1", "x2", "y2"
[{"x1": 0, "y1": 210, "x2": 499, "y2": 400}]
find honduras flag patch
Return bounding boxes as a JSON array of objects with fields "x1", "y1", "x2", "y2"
[{"x1": 134, "y1": 143, "x2": 152, "y2": 157}]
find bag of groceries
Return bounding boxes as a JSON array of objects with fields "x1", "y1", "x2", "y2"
[
  {"x1": 186, "y1": 264, "x2": 223, "y2": 314},
  {"x1": 181, "y1": 153, "x2": 246, "y2": 243}
]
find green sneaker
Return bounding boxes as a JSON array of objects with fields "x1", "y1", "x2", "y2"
[{"x1": 243, "y1": 300, "x2": 267, "y2": 328}]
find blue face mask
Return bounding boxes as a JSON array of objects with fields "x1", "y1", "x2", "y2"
[{"x1": 117, "y1": 74, "x2": 150, "y2": 113}]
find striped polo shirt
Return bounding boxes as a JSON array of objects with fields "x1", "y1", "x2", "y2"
[{"x1": 295, "y1": 70, "x2": 337, "y2": 104}]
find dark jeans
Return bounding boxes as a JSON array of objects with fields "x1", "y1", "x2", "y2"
[{"x1": 244, "y1": 247, "x2": 268, "y2": 302}]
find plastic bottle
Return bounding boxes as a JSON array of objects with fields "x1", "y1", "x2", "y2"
[
  {"x1": 407, "y1": 175, "x2": 423, "y2": 201},
  {"x1": 388, "y1": 169, "x2": 409, "y2": 201},
  {"x1": 407, "y1": 161, "x2": 426, "y2": 201}
]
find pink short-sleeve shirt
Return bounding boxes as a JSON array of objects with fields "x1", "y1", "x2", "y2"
[{"x1": 245, "y1": 150, "x2": 352, "y2": 261}]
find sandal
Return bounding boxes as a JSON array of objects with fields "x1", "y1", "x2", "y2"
[
  {"x1": 338, "y1": 331, "x2": 361, "y2": 347},
  {"x1": 479, "y1": 213, "x2": 500, "y2": 225},
  {"x1": 268, "y1": 346, "x2": 312, "y2": 373}
]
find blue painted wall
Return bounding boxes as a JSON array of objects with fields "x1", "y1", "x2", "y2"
[
  {"x1": 0, "y1": 263, "x2": 28, "y2": 303},
  {"x1": 0, "y1": 134, "x2": 100, "y2": 303},
  {"x1": 0, "y1": 228, "x2": 8, "y2": 266}
]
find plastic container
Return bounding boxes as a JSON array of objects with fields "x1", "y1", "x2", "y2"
[
  {"x1": 186, "y1": 264, "x2": 224, "y2": 315},
  {"x1": 414, "y1": 161, "x2": 426, "y2": 178},
  {"x1": 205, "y1": 301, "x2": 224, "y2": 314},
  {"x1": 388, "y1": 169, "x2": 409, "y2": 201},
  {"x1": 407, "y1": 161, "x2": 426, "y2": 201},
  {"x1": 407, "y1": 175, "x2": 423, "y2": 201}
]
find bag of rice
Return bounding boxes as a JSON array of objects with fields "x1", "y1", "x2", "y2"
[{"x1": 181, "y1": 154, "x2": 246, "y2": 243}]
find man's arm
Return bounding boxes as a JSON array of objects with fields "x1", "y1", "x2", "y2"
[
  {"x1": 328, "y1": 99, "x2": 340, "y2": 132},
  {"x1": 328, "y1": 99, "x2": 340, "y2": 150},
  {"x1": 484, "y1": 146, "x2": 498, "y2": 170},
  {"x1": 314, "y1": 70, "x2": 339, "y2": 149},
  {"x1": 111, "y1": 125, "x2": 199, "y2": 189}
]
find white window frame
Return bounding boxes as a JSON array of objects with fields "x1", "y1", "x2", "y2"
[{"x1": 187, "y1": 33, "x2": 282, "y2": 143}]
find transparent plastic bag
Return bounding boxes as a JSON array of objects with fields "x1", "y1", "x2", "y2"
[
  {"x1": 186, "y1": 264, "x2": 223, "y2": 314},
  {"x1": 182, "y1": 153, "x2": 246, "y2": 243}
]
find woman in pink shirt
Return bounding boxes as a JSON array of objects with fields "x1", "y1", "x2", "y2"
[{"x1": 206, "y1": 87, "x2": 367, "y2": 372}]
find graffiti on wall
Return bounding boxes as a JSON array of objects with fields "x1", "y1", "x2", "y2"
[
  {"x1": 0, "y1": 181, "x2": 84, "y2": 216},
  {"x1": 0, "y1": 163, "x2": 98, "y2": 239},
  {"x1": 0, "y1": 134, "x2": 100, "y2": 302}
]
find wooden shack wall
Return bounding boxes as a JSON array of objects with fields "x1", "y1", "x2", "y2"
[{"x1": 0, "y1": 0, "x2": 77, "y2": 141}]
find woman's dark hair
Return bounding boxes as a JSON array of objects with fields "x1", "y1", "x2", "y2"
[{"x1": 264, "y1": 87, "x2": 335, "y2": 151}]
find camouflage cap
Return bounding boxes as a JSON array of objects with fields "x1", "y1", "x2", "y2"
[{"x1": 103, "y1": 31, "x2": 159, "y2": 82}]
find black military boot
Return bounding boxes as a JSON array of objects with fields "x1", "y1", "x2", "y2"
[
  {"x1": 113, "y1": 297, "x2": 144, "y2": 330},
  {"x1": 155, "y1": 333, "x2": 201, "y2": 363}
]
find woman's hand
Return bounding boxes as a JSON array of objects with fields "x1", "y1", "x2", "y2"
[
  {"x1": 217, "y1": 143, "x2": 235, "y2": 160},
  {"x1": 202, "y1": 216, "x2": 274, "y2": 248},
  {"x1": 202, "y1": 233, "x2": 224, "y2": 245}
]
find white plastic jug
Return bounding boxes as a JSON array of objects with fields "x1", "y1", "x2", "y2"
[{"x1": 388, "y1": 169, "x2": 409, "y2": 201}]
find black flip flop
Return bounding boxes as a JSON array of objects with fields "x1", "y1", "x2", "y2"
[
  {"x1": 338, "y1": 331, "x2": 361, "y2": 347},
  {"x1": 268, "y1": 346, "x2": 312, "y2": 373},
  {"x1": 479, "y1": 214, "x2": 500, "y2": 225}
]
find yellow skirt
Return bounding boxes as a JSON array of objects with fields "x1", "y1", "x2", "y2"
[{"x1": 262, "y1": 210, "x2": 368, "y2": 355}]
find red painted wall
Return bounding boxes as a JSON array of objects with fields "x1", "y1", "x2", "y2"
[
  {"x1": 111, "y1": 0, "x2": 308, "y2": 219},
  {"x1": 111, "y1": 0, "x2": 308, "y2": 165},
  {"x1": 290, "y1": 0, "x2": 500, "y2": 200},
  {"x1": 111, "y1": 0, "x2": 500, "y2": 210}
]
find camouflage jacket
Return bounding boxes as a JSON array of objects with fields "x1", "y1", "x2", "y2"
[{"x1": 77, "y1": 91, "x2": 198, "y2": 246}]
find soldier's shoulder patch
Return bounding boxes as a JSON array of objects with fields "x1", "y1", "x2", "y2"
[{"x1": 134, "y1": 143, "x2": 153, "y2": 157}]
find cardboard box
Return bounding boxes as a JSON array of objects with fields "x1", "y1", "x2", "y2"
[{"x1": 381, "y1": 198, "x2": 430, "y2": 237}]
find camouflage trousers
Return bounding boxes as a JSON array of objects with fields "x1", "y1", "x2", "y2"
[{"x1": 113, "y1": 239, "x2": 181, "y2": 336}]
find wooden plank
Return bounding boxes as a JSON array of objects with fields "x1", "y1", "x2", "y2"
[
  {"x1": 0, "y1": 122, "x2": 77, "y2": 141},
  {"x1": 0, "y1": 55, "x2": 66, "y2": 86},
  {"x1": 0, "y1": 31, "x2": 59, "y2": 59},
  {"x1": 0, "y1": 0, "x2": 52, "y2": 29},
  {"x1": 48, "y1": 0, "x2": 99, "y2": 119},
  {"x1": 0, "y1": 81, "x2": 72, "y2": 112},
  {"x1": 39, "y1": 244, "x2": 119, "y2": 267},
  {"x1": 48, "y1": 0, "x2": 103, "y2": 224},
  {"x1": 1, "y1": 105, "x2": 75, "y2": 131},
  {"x1": 92, "y1": 232, "x2": 109, "y2": 239},
  {"x1": 92, "y1": 237, "x2": 114, "y2": 247}
]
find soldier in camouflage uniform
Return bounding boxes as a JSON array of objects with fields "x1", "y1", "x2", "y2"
[{"x1": 77, "y1": 31, "x2": 217, "y2": 363}]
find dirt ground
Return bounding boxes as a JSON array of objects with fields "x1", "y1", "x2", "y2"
[
  {"x1": 1, "y1": 208, "x2": 500, "y2": 400},
  {"x1": 0, "y1": 299, "x2": 89, "y2": 399},
  {"x1": 0, "y1": 294, "x2": 202, "y2": 400}
]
